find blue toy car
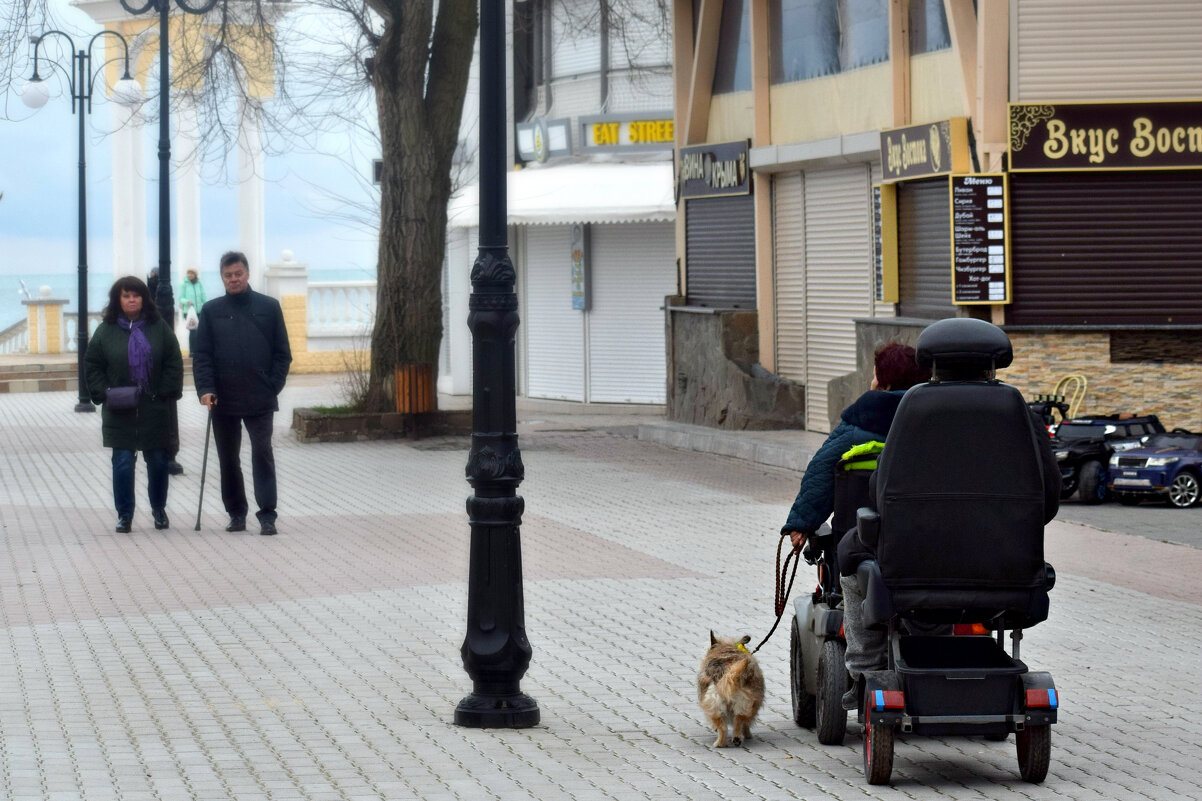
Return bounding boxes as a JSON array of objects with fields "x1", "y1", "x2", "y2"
[{"x1": 1108, "y1": 430, "x2": 1202, "y2": 508}]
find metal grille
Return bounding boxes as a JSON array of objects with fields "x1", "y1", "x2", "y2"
[
  {"x1": 897, "y1": 177, "x2": 954, "y2": 320},
  {"x1": 685, "y1": 194, "x2": 757, "y2": 308}
]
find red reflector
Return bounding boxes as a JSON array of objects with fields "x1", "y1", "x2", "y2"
[
  {"x1": 872, "y1": 690, "x2": 904, "y2": 710},
  {"x1": 1025, "y1": 688, "x2": 1058, "y2": 708},
  {"x1": 953, "y1": 623, "x2": 989, "y2": 635}
]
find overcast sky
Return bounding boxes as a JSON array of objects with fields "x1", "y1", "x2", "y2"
[{"x1": 0, "y1": 0, "x2": 382, "y2": 282}]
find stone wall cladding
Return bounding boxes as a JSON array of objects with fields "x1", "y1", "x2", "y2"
[
  {"x1": 667, "y1": 307, "x2": 805, "y2": 430},
  {"x1": 1005, "y1": 331, "x2": 1201, "y2": 431}
]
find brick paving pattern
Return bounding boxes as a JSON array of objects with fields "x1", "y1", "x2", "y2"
[{"x1": 0, "y1": 386, "x2": 1199, "y2": 800}]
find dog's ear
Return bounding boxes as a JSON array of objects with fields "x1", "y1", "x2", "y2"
[
  {"x1": 710, "y1": 630, "x2": 717, "y2": 646},
  {"x1": 739, "y1": 635, "x2": 751, "y2": 645}
]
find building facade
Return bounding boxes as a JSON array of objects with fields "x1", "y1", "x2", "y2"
[
  {"x1": 673, "y1": 0, "x2": 1202, "y2": 433},
  {"x1": 442, "y1": 0, "x2": 678, "y2": 404}
]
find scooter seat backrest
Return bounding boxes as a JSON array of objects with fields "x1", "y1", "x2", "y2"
[{"x1": 874, "y1": 378, "x2": 1050, "y2": 619}]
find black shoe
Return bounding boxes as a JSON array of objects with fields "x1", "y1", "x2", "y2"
[
  {"x1": 260, "y1": 521, "x2": 277, "y2": 536},
  {"x1": 115, "y1": 515, "x2": 132, "y2": 533},
  {"x1": 842, "y1": 687, "x2": 859, "y2": 711},
  {"x1": 167, "y1": 461, "x2": 184, "y2": 476},
  {"x1": 226, "y1": 516, "x2": 247, "y2": 532},
  {"x1": 153, "y1": 509, "x2": 170, "y2": 530}
]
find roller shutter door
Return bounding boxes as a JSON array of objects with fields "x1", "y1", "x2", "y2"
[
  {"x1": 897, "y1": 178, "x2": 954, "y2": 320},
  {"x1": 524, "y1": 225, "x2": 586, "y2": 400},
  {"x1": 685, "y1": 194, "x2": 757, "y2": 308},
  {"x1": 1008, "y1": 171, "x2": 1202, "y2": 325},
  {"x1": 773, "y1": 172, "x2": 806, "y2": 382},
  {"x1": 588, "y1": 223, "x2": 676, "y2": 403},
  {"x1": 1014, "y1": 0, "x2": 1202, "y2": 101},
  {"x1": 803, "y1": 165, "x2": 874, "y2": 433}
]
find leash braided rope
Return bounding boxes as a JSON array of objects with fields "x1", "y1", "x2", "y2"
[{"x1": 751, "y1": 533, "x2": 801, "y2": 654}]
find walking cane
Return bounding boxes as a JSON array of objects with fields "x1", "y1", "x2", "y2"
[{"x1": 195, "y1": 399, "x2": 215, "y2": 531}]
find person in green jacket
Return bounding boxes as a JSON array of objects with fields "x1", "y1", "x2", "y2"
[
  {"x1": 178, "y1": 267, "x2": 207, "y2": 354},
  {"x1": 85, "y1": 276, "x2": 184, "y2": 533}
]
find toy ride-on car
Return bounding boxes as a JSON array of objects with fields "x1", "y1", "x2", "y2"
[
  {"x1": 1052, "y1": 414, "x2": 1163, "y2": 504},
  {"x1": 849, "y1": 318, "x2": 1060, "y2": 785},
  {"x1": 1109, "y1": 429, "x2": 1202, "y2": 508},
  {"x1": 790, "y1": 442, "x2": 882, "y2": 745}
]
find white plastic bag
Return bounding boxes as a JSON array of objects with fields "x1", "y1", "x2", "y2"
[{"x1": 185, "y1": 306, "x2": 199, "y2": 331}]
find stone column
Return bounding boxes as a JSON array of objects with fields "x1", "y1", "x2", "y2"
[
  {"x1": 237, "y1": 99, "x2": 267, "y2": 290},
  {"x1": 24, "y1": 287, "x2": 67, "y2": 355},
  {"x1": 110, "y1": 98, "x2": 146, "y2": 279},
  {"x1": 265, "y1": 250, "x2": 309, "y2": 357},
  {"x1": 175, "y1": 94, "x2": 204, "y2": 291}
]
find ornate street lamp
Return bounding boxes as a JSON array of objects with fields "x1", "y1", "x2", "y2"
[
  {"x1": 117, "y1": 0, "x2": 218, "y2": 322},
  {"x1": 455, "y1": 0, "x2": 539, "y2": 729},
  {"x1": 23, "y1": 30, "x2": 141, "y2": 412}
]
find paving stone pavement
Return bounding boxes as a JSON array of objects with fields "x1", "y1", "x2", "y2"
[{"x1": 0, "y1": 383, "x2": 1200, "y2": 800}]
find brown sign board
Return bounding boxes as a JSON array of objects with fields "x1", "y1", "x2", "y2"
[
  {"x1": 879, "y1": 117, "x2": 971, "y2": 182},
  {"x1": 950, "y1": 174, "x2": 1009, "y2": 305},
  {"x1": 678, "y1": 140, "x2": 751, "y2": 199},
  {"x1": 1009, "y1": 101, "x2": 1202, "y2": 171}
]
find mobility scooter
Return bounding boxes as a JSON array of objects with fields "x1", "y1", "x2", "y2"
[{"x1": 849, "y1": 318, "x2": 1060, "y2": 785}]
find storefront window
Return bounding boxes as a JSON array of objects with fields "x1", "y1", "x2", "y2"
[
  {"x1": 772, "y1": 0, "x2": 889, "y2": 85},
  {"x1": 712, "y1": 0, "x2": 752, "y2": 93},
  {"x1": 840, "y1": 0, "x2": 889, "y2": 70},
  {"x1": 772, "y1": 0, "x2": 839, "y2": 83},
  {"x1": 910, "y1": 0, "x2": 952, "y2": 55}
]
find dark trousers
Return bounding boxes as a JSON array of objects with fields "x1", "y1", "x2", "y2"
[
  {"x1": 112, "y1": 448, "x2": 169, "y2": 517},
  {"x1": 211, "y1": 412, "x2": 277, "y2": 524}
]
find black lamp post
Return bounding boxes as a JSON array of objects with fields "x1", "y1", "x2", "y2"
[
  {"x1": 117, "y1": 0, "x2": 218, "y2": 324},
  {"x1": 23, "y1": 30, "x2": 139, "y2": 413},
  {"x1": 454, "y1": 0, "x2": 539, "y2": 728}
]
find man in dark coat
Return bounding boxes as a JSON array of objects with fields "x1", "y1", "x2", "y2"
[{"x1": 192, "y1": 251, "x2": 292, "y2": 535}]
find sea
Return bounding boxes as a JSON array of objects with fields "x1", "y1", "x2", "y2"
[{"x1": 0, "y1": 267, "x2": 374, "y2": 331}]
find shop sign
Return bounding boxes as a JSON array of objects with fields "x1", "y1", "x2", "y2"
[
  {"x1": 516, "y1": 117, "x2": 572, "y2": 163},
  {"x1": 678, "y1": 140, "x2": 750, "y2": 199},
  {"x1": 580, "y1": 113, "x2": 675, "y2": 152},
  {"x1": 879, "y1": 117, "x2": 970, "y2": 182},
  {"x1": 950, "y1": 174, "x2": 1009, "y2": 305},
  {"x1": 571, "y1": 223, "x2": 589, "y2": 310},
  {"x1": 1009, "y1": 101, "x2": 1202, "y2": 171}
]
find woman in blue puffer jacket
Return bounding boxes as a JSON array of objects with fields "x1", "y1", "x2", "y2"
[{"x1": 781, "y1": 343, "x2": 930, "y2": 550}]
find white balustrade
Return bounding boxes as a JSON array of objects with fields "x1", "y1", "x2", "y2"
[
  {"x1": 64, "y1": 315, "x2": 104, "y2": 353},
  {"x1": 307, "y1": 281, "x2": 376, "y2": 351},
  {"x1": 0, "y1": 320, "x2": 29, "y2": 355}
]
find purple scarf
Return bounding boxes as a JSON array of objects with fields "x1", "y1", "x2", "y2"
[{"x1": 118, "y1": 317, "x2": 152, "y2": 389}]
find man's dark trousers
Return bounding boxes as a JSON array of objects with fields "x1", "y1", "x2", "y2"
[{"x1": 211, "y1": 412, "x2": 276, "y2": 525}]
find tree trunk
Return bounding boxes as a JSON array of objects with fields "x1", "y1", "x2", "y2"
[{"x1": 365, "y1": 0, "x2": 477, "y2": 412}]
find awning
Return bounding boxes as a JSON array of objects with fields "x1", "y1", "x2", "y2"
[{"x1": 447, "y1": 162, "x2": 675, "y2": 227}]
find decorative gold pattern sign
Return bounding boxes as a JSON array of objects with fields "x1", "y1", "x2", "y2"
[{"x1": 879, "y1": 118, "x2": 970, "y2": 182}]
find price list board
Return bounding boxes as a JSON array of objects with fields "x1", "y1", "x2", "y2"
[{"x1": 950, "y1": 174, "x2": 1009, "y2": 305}]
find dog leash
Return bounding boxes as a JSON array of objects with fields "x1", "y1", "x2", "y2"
[{"x1": 751, "y1": 533, "x2": 801, "y2": 654}]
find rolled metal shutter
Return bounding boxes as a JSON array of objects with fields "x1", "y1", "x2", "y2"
[
  {"x1": 524, "y1": 225, "x2": 586, "y2": 400},
  {"x1": 803, "y1": 165, "x2": 873, "y2": 433},
  {"x1": 897, "y1": 178, "x2": 954, "y2": 320},
  {"x1": 551, "y1": 1, "x2": 602, "y2": 78},
  {"x1": 685, "y1": 194, "x2": 757, "y2": 308},
  {"x1": 773, "y1": 172, "x2": 806, "y2": 382},
  {"x1": 1015, "y1": 0, "x2": 1202, "y2": 101},
  {"x1": 1008, "y1": 171, "x2": 1202, "y2": 325},
  {"x1": 588, "y1": 223, "x2": 676, "y2": 403}
]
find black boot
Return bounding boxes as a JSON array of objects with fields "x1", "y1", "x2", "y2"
[
  {"x1": 153, "y1": 509, "x2": 170, "y2": 530},
  {"x1": 115, "y1": 515, "x2": 132, "y2": 533}
]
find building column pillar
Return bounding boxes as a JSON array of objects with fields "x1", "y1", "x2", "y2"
[
  {"x1": 176, "y1": 94, "x2": 203, "y2": 284},
  {"x1": 237, "y1": 98, "x2": 267, "y2": 289},
  {"x1": 111, "y1": 97, "x2": 146, "y2": 279}
]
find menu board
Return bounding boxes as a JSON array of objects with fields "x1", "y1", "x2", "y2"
[{"x1": 951, "y1": 174, "x2": 1009, "y2": 305}]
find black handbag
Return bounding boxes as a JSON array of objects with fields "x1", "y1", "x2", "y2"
[{"x1": 105, "y1": 385, "x2": 142, "y2": 411}]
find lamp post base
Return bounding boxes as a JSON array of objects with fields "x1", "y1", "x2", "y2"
[
  {"x1": 75, "y1": 402, "x2": 95, "y2": 413},
  {"x1": 454, "y1": 691, "x2": 540, "y2": 728}
]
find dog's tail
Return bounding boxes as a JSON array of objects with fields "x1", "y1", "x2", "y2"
[{"x1": 717, "y1": 658, "x2": 751, "y2": 698}]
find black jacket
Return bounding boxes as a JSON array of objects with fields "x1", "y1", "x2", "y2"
[
  {"x1": 84, "y1": 318, "x2": 184, "y2": 451},
  {"x1": 192, "y1": 289, "x2": 292, "y2": 417}
]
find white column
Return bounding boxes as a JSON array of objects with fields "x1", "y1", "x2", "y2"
[
  {"x1": 110, "y1": 100, "x2": 147, "y2": 279},
  {"x1": 175, "y1": 95, "x2": 203, "y2": 287},
  {"x1": 237, "y1": 98, "x2": 267, "y2": 290}
]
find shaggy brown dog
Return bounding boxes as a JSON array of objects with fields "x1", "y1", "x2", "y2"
[{"x1": 697, "y1": 632, "x2": 765, "y2": 747}]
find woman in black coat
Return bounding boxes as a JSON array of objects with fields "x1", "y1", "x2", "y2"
[{"x1": 84, "y1": 277, "x2": 184, "y2": 533}]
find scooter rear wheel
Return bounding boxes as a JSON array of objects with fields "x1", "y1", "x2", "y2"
[
  {"x1": 815, "y1": 639, "x2": 847, "y2": 744},
  {"x1": 790, "y1": 617, "x2": 816, "y2": 728},
  {"x1": 863, "y1": 717, "x2": 894, "y2": 785},
  {"x1": 1017, "y1": 724, "x2": 1051, "y2": 783}
]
